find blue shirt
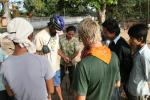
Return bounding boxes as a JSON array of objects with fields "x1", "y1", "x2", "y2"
[
  {"x1": 0, "y1": 48, "x2": 8, "y2": 91},
  {"x1": 128, "y1": 44, "x2": 150, "y2": 96}
]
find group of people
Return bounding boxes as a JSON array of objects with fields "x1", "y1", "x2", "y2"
[{"x1": 0, "y1": 16, "x2": 149, "y2": 100}]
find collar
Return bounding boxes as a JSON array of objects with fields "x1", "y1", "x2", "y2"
[
  {"x1": 82, "y1": 46, "x2": 112, "y2": 64},
  {"x1": 139, "y1": 44, "x2": 148, "y2": 54},
  {"x1": 56, "y1": 30, "x2": 64, "y2": 36},
  {"x1": 65, "y1": 36, "x2": 75, "y2": 41},
  {"x1": 113, "y1": 35, "x2": 121, "y2": 44}
]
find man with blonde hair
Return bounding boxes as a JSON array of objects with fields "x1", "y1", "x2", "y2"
[{"x1": 73, "y1": 18, "x2": 121, "y2": 100}]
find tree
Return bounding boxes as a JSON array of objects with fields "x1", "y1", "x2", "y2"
[
  {"x1": 87, "y1": 0, "x2": 117, "y2": 23},
  {"x1": 24, "y1": 0, "x2": 149, "y2": 23},
  {"x1": 106, "y1": 0, "x2": 148, "y2": 22},
  {"x1": 24, "y1": 0, "x2": 59, "y2": 16},
  {"x1": 58, "y1": 0, "x2": 118, "y2": 22},
  {"x1": 24, "y1": 0, "x2": 45, "y2": 16},
  {"x1": 24, "y1": 0, "x2": 35, "y2": 14},
  {"x1": 43, "y1": 0, "x2": 59, "y2": 16},
  {"x1": 56, "y1": 0, "x2": 88, "y2": 16}
]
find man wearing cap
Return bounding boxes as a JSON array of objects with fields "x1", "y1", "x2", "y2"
[
  {"x1": 0, "y1": 17, "x2": 55, "y2": 100},
  {"x1": 34, "y1": 16, "x2": 66, "y2": 100}
]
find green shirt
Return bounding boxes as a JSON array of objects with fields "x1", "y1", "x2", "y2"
[
  {"x1": 73, "y1": 52, "x2": 120, "y2": 100},
  {"x1": 60, "y1": 36, "x2": 80, "y2": 65}
]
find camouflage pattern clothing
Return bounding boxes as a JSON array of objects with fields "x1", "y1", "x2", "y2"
[{"x1": 60, "y1": 36, "x2": 80, "y2": 66}]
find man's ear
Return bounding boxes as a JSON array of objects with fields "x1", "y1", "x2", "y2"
[
  {"x1": 110, "y1": 32, "x2": 116, "y2": 37},
  {"x1": 137, "y1": 37, "x2": 144, "y2": 43},
  {"x1": 28, "y1": 33, "x2": 33, "y2": 41}
]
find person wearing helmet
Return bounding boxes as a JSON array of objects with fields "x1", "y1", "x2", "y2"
[{"x1": 34, "y1": 16, "x2": 65, "y2": 100}]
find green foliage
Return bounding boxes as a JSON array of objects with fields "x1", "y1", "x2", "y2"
[
  {"x1": 24, "y1": 0, "x2": 59, "y2": 16},
  {"x1": 106, "y1": 0, "x2": 149, "y2": 21},
  {"x1": 24, "y1": 0, "x2": 149, "y2": 22},
  {"x1": 87, "y1": 0, "x2": 117, "y2": 10},
  {"x1": 56, "y1": 0, "x2": 88, "y2": 16},
  {"x1": 0, "y1": 8, "x2": 4, "y2": 17},
  {"x1": 43, "y1": 0, "x2": 59, "y2": 16}
]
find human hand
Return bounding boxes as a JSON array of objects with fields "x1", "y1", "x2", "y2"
[
  {"x1": 48, "y1": 95, "x2": 52, "y2": 100},
  {"x1": 63, "y1": 56, "x2": 71, "y2": 63}
]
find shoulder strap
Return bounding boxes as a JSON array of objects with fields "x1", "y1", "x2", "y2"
[{"x1": 47, "y1": 37, "x2": 51, "y2": 45}]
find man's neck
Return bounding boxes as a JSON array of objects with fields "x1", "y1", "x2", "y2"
[
  {"x1": 13, "y1": 45, "x2": 28, "y2": 56},
  {"x1": 139, "y1": 43, "x2": 145, "y2": 49},
  {"x1": 66, "y1": 36, "x2": 72, "y2": 41},
  {"x1": 112, "y1": 35, "x2": 120, "y2": 44},
  {"x1": 89, "y1": 42, "x2": 103, "y2": 48}
]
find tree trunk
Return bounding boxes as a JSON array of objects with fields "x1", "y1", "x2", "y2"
[
  {"x1": 97, "y1": 3, "x2": 106, "y2": 24},
  {"x1": 3, "y1": 0, "x2": 10, "y2": 21}
]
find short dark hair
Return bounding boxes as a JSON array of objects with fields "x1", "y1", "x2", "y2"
[
  {"x1": 128, "y1": 24, "x2": 148, "y2": 43},
  {"x1": 102, "y1": 18, "x2": 120, "y2": 36},
  {"x1": 66, "y1": 26, "x2": 76, "y2": 33}
]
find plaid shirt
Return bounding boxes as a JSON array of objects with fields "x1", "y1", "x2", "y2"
[{"x1": 60, "y1": 36, "x2": 80, "y2": 66}]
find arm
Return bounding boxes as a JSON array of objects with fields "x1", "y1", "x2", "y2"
[
  {"x1": 5, "y1": 85, "x2": 17, "y2": 100},
  {"x1": 115, "y1": 80, "x2": 121, "y2": 88},
  {"x1": 58, "y1": 49, "x2": 65, "y2": 58},
  {"x1": 58, "y1": 49, "x2": 70, "y2": 63},
  {"x1": 1, "y1": 64, "x2": 14, "y2": 97},
  {"x1": 71, "y1": 39, "x2": 80, "y2": 60},
  {"x1": 5, "y1": 85, "x2": 14, "y2": 97},
  {"x1": 141, "y1": 53, "x2": 150, "y2": 81},
  {"x1": 34, "y1": 34, "x2": 44, "y2": 55},
  {"x1": 36, "y1": 51, "x2": 44, "y2": 55},
  {"x1": 74, "y1": 92, "x2": 86, "y2": 100},
  {"x1": 58, "y1": 38, "x2": 71, "y2": 62},
  {"x1": 58, "y1": 39, "x2": 64, "y2": 58},
  {"x1": 114, "y1": 53, "x2": 121, "y2": 88},
  {"x1": 42, "y1": 57, "x2": 55, "y2": 99},
  {"x1": 73, "y1": 62, "x2": 88, "y2": 100},
  {"x1": 76, "y1": 96, "x2": 86, "y2": 100},
  {"x1": 119, "y1": 45, "x2": 133, "y2": 81},
  {"x1": 71, "y1": 51, "x2": 80, "y2": 60},
  {"x1": 46, "y1": 79, "x2": 54, "y2": 100}
]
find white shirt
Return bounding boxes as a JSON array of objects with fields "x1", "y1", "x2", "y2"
[
  {"x1": 113, "y1": 35, "x2": 121, "y2": 44},
  {"x1": 128, "y1": 44, "x2": 150, "y2": 96},
  {"x1": 104, "y1": 35, "x2": 121, "y2": 46},
  {"x1": 34, "y1": 28, "x2": 61, "y2": 72}
]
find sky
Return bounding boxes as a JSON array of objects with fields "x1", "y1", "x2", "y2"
[
  {"x1": 9, "y1": 0, "x2": 24, "y2": 3},
  {"x1": 0, "y1": 0, "x2": 25, "y2": 12}
]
